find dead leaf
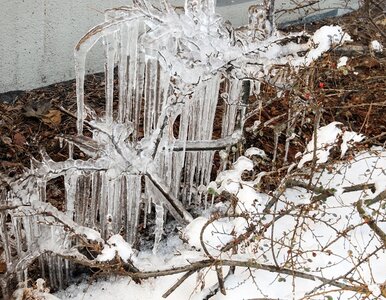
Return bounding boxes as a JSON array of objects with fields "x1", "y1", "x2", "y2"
[
  {"x1": 41, "y1": 109, "x2": 61, "y2": 125},
  {"x1": 0, "y1": 161, "x2": 23, "y2": 168},
  {"x1": 0, "y1": 260, "x2": 6, "y2": 274},
  {"x1": 1, "y1": 136, "x2": 12, "y2": 145},
  {"x1": 381, "y1": 281, "x2": 386, "y2": 298},
  {"x1": 23, "y1": 101, "x2": 51, "y2": 118},
  {"x1": 375, "y1": 17, "x2": 386, "y2": 27},
  {"x1": 13, "y1": 132, "x2": 26, "y2": 146},
  {"x1": 351, "y1": 57, "x2": 380, "y2": 69}
]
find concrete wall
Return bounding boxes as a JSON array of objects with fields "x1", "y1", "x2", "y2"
[
  {"x1": 0, "y1": 0, "x2": 130, "y2": 93},
  {"x1": 0, "y1": 0, "x2": 359, "y2": 93}
]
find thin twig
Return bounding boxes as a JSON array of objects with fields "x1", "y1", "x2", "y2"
[
  {"x1": 356, "y1": 200, "x2": 386, "y2": 247},
  {"x1": 162, "y1": 270, "x2": 196, "y2": 298}
]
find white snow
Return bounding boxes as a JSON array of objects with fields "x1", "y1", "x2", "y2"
[
  {"x1": 374, "y1": 177, "x2": 386, "y2": 196},
  {"x1": 244, "y1": 147, "x2": 267, "y2": 158},
  {"x1": 182, "y1": 216, "x2": 248, "y2": 254},
  {"x1": 55, "y1": 145, "x2": 386, "y2": 300},
  {"x1": 233, "y1": 156, "x2": 254, "y2": 172},
  {"x1": 303, "y1": 26, "x2": 352, "y2": 65},
  {"x1": 341, "y1": 130, "x2": 364, "y2": 157},
  {"x1": 370, "y1": 40, "x2": 383, "y2": 53},
  {"x1": 182, "y1": 216, "x2": 209, "y2": 249},
  {"x1": 298, "y1": 122, "x2": 363, "y2": 168},
  {"x1": 337, "y1": 56, "x2": 349, "y2": 68},
  {"x1": 97, "y1": 234, "x2": 136, "y2": 263}
]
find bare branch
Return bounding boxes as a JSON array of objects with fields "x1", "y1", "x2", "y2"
[
  {"x1": 162, "y1": 270, "x2": 196, "y2": 298},
  {"x1": 356, "y1": 200, "x2": 386, "y2": 247}
]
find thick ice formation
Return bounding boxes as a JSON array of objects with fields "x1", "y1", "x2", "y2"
[{"x1": 0, "y1": 0, "x2": 354, "y2": 296}]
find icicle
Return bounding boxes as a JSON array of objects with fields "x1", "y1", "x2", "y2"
[
  {"x1": 39, "y1": 256, "x2": 46, "y2": 281},
  {"x1": 75, "y1": 52, "x2": 86, "y2": 135},
  {"x1": 75, "y1": 17, "x2": 127, "y2": 134},
  {"x1": 21, "y1": 215, "x2": 33, "y2": 255},
  {"x1": 126, "y1": 175, "x2": 142, "y2": 243},
  {"x1": 133, "y1": 24, "x2": 146, "y2": 139},
  {"x1": 23, "y1": 269, "x2": 28, "y2": 288},
  {"x1": 103, "y1": 33, "x2": 118, "y2": 126},
  {"x1": 57, "y1": 258, "x2": 64, "y2": 290},
  {"x1": 64, "y1": 171, "x2": 79, "y2": 219},
  {"x1": 64, "y1": 260, "x2": 70, "y2": 284},
  {"x1": 179, "y1": 75, "x2": 221, "y2": 205},
  {"x1": 37, "y1": 179, "x2": 46, "y2": 203},
  {"x1": 284, "y1": 107, "x2": 292, "y2": 163},
  {"x1": 68, "y1": 141, "x2": 74, "y2": 159},
  {"x1": 104, "y1": 174, "x2": 125, "y2": 235},
  {"x1": 59, "y1": 137, "x2": 63, "y2": 148},
  {"x1": 126, "y1": 21, "x2": 140, "y2": 128},
  {"x1": 143, "y1": 195, "x2": 149, "y2": 229},
  {"x1": 12, "y1": 217, "x2": 23, "y2": 257},
  {"x1": 0, "y1": 212, "x2": 12, "y2": 264},
  {"x1": 272, "y1": 128, "x2": 280, "y2": 165},
  {"x1": 152, "y1": 201, "x2": 164, "y2": 254},
  {"x1": 222, "y1": 78, "x2": 242, "y2": 137},
  {"x1": 143, "y1": 57, "x2": 155, "y2": 137},
  {"x1": 171, "y1": 101, "x2": 190, "y2": 199},
  {"x1": 118, "y1": 23, "x2": 129, "y2": 123},
  {"x1": 47, "y1": 255, "x2": 55, "y2": 288},
  {"x1": 76, "y1": 174, "x2": 91, "y2": 225},
  {"x1": 99, "y1": 172, "x2": 108, "y2": 238}
]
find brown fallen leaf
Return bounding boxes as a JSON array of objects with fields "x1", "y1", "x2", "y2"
[
  {"x1": 13, "y1": 132, "x2": 26, "y2": 146},
  {"x1": 0, "y1": 161, "x2": 24, "y2": 168},
  {"x1": 1, "y1": 136, "x2": 12, "y2": 145},
  {"x1": 375, "y1": 17, "x2": 386, "y2": 27},
  {"x1": 381, "y1": 280, "x2": 386, "y2": 298},
  {"x1": 23, "y1": 101, "x2": 51, "y2": 118},
  {"x1": 0, "y1": 260, "x2": 6, "y2": 274},
  {"x1": 41, "y1": 109, "x2": 62, "y2": 126},
  {"x1": 351, "y1": 57, "x2": 380, "y2": 69}
]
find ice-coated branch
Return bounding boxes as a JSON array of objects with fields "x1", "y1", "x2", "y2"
[
  {"x1": 356, "y1": 200, "x2": 386, "y2": 247},
  {"x1": 146, "y1": 171, "x2": 193, "y2": 224},
  {"x1": 42, "y1": 255, "x2": 369, "y2": 296},
  {"x1": 170, "y1": 131, "x2": 242, "y2": 151},
  {"x1": 161, "y1": 270, "x2": 196, "y2": 298}
]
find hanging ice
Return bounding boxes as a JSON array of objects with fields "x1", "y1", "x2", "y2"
[{"x1": 0, "y1": 0, "x2": 354, "y2": 296}]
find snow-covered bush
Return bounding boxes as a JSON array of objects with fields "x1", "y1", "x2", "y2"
[{"x1": 2, "y1": 0, "x2": 385, "y2": 299}]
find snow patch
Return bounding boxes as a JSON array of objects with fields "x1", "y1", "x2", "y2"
[
  {"x1": 304, "y1": 26, "x2": 352, "y2": 65},
  {"x1": 298, "y1": 122, "x2": 342, "y2": 168},
  {"x1": 183, "y1": 216, "x2": 248, "y2": 253},
  {"x1": 337, "y1": 56, "x2": 348, "y2": 68},
  {"x1": 97, "y1": 234, "x2": 136, "y2": 263},
  {"x1": 298, "y1": 122, "x2": 363, "y2": 168},
  {"x1": 374, "y1": 178, "x2": 386, "y2": 196},
  {"x1": 245, "y1": 147, "x2": 267, "y2": 158},
  {"x1": 370, "y1": 40, "x2": 383, "y2": 53},
  {"x1": 341, "y1": 130, "x2": 364, "y2": 157}
]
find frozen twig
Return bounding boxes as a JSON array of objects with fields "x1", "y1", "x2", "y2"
[
  {"x1": 162, "y1": 270, "x2": 196, "y2": 298},
  {"x1": 356, "y1": 200, "x2": 386, "y2": 247}
]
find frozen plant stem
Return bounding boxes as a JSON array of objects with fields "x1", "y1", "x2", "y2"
[
  {"x1": 308, "y1": 106, "x2": 321, "y2": 189},
  {"x1": 0, "y1": 0, "x2": 356, "y2": 294}
]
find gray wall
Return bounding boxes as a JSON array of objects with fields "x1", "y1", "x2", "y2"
[
  {"x1": 0, "y1": 0, "x2": 129, "y2": 93},
  {"x1": 0, "y1": 0, "x2": 359, "y2": 93}
]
